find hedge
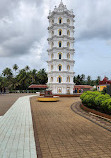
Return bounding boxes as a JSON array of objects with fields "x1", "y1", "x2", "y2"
[{"x1": 80, "y1": 91, "x2": 111, "y2": 115}]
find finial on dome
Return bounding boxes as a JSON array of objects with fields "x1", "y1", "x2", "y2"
[{"x1": 59, "y1": 0, "x2": 63, "y2": 6}]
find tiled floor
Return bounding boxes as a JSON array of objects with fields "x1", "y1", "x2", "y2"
[
  {"x1": 0, "y1": 95, "x2": 37, "y2": 158},
  {"x1": 31, "y1": 97, "x2": 111, "y2": 158}
]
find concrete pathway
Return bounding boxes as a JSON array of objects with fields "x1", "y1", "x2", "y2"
[
  {"x1": 31, "y1": 97, "x2": 111, "y2": 158},
  {"x1": 0, "y1": 95, "x2": 37, "y2": 158}
]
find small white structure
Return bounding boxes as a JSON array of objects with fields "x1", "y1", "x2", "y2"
[{"x1": 47, "y1": 1, "x2": 75, "y2": 94}]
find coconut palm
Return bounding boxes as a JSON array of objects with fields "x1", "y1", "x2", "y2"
[
  {"x1": 2, "y1": 67, "x2": 13, "y2": 79},
  {"x1": 13, "y1": 64, "x2": 19, "y2": 76},
  {"x1": 30, "y1": 69, "x2": 37, "y2": 84},
  {"x1": 25, "y1": 65, "x2": 30, "y2": 72}
]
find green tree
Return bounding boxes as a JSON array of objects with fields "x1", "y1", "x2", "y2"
[
  {"x1": 30, "y1": 69, "x2": 37, "y2": 84},
  {"x1": 95, "y1": 76, "x2": 101, "y2": 85},
  {"x1": 37, "y1": 69, "x2": 48, "y2": 84},
  {"x1": 13, "y1": 64, "x2": 19, "y2": 76},
  {"x1": 25, "y1": 65, "x2": 30, "y2": 72},
  {"x1": 2, "y1": 67, "x2": 13, "y2": 79},
  {"x1": 87, "y1": 76, "x2": 91, "y2": 85}
]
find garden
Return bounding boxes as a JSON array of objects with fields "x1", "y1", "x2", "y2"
[{"x1": 80, "y1": 91, "x2": 111, "y2": 115}]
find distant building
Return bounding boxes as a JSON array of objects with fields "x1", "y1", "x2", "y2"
[
  {"x1": 74, "y1": 85, "x2": 93, "y2": 93},
  {"x1": 28, "y1": 84, "x2": 47, "y2": 91},
  {"x1": 97, "y1": 77, "x2": 111, "y2": 91}
]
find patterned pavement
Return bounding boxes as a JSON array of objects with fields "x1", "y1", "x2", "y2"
[
  {"x1": 0, "y1": 95, "x2": 37, "y2": 158},
  {"x1": 31, "y1": 97, "x2": 111, "y2": 158}
]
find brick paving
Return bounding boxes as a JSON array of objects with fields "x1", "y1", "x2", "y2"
[
  {"x1": 31, "y1": 97, "x2": 111, "y2": 158},
  {"x1": 71, "y1": 101, "x2": 111, "y2": 132},
  {"x1": 0, "y1": 95, "x2": 37, "y2": 158}
]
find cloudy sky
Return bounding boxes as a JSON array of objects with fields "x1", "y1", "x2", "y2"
[{"x1": 0, "y1": 0, "x2": 111, "y2": 79}]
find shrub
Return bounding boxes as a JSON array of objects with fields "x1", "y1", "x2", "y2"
[
  {"x1": 82, "y1": 94, "x2": 95, "y2": 107},
  {"x1": 81, "y1": 91, "x2": 100, "y2": 108},
  {"x1": 80, "y1": 91, "x2": 111, "y2": 115},
  {"x1": 94, "y1": 94, "x2": 110, "y2": 108}
]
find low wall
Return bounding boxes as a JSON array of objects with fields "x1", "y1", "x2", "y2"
[
  {"x1": 40, "y1": 93, "x2": 81, "y2": 97},
  {"x1": 81, "y1": 104, "x2": 111, "y2": 120}
]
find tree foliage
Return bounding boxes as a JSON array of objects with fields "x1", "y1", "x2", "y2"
[
  {"x1": 0, "y1": 65, "x2": 48, "y2": 91},
  {"x1": 74, "y1": 74, "x2": 101, "y2": 86}
]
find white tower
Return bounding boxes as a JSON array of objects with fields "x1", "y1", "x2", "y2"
[{"x1": 47, "y1": 1, "x2": 75, "y2": 94}]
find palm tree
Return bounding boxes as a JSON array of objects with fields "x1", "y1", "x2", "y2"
[
  {"x1": 2, "y1": 68, "x2": 13, "y2": 89},
  {"x1": 25, "y1": 65, "x2": 30, "y2": 72},
  {"x1": 13, "y1": 64, "x2": 19, "y2": 76},
  {"x1": 30, "y1": 69, "x2": 37, "y2": 84},
  {"x1": 37, "y1": 69, "x2": 48, "y2": 84},
  {"x1": 2, "y1": 67, "x2": 13, "y2": 79},
  {"x1": 17, "y1": 69, "x2": 29, "y2": 90},
  {"x1": 87, "y1": 75, "x2": 91, "y2": 85}
]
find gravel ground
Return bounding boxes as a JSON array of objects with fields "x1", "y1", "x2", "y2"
[
  {"x1": 30, "y1": 97, "x2": 111, "y2": 158},
  {"x1": 0, "y1": 93, "x2": 33, "y2": 116}
]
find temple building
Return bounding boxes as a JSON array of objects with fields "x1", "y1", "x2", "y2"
[{"x1": 47, "y1": 1, "x2": 75, "y2": 94}]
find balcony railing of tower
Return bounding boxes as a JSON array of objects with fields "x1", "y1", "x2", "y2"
[
  {"x1": 48, "y1": 24, "x2": 75, "y2": 30},
  {"x1": 47, "y1": 36, "x2": 74, "y2": 41},
  {"x1": 47, "y1": 47, "x2": 75, "y2": 51},
  {"x1": 47, "y1": 59, "x2": 75, "y2": 63}
]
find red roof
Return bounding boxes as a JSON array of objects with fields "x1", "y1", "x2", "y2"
[
  {"x1": 74, "y1": 85, "x2": 93, "y2": 90},
  {"x1": 99, "y1": 77, "x2": 111, "y2": 85},
  {"x1": 28, "y1": 84, "x2": 47, "y2": 89}
]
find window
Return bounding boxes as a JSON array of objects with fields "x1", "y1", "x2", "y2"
[
  {"x1": 58, "y1": 64, "x2": 62, "y2": 71},
  {"x1": 67, "y1": 19, "x2": 70, "y2": 24},
  {"x1": 51, "y1": 42, "x2": 54, "y2": 48},
  {"x1": 52, "y1": 19, "x2": 54, "y2": 24},
  {"x1": 67, "y1": 42, "x2": 70, "y2": 48},
  {"x1": 67, "y1": 53, "x2": 70, "y2": 59},
  {"x1": 59, "y1": 53, "x2": 61, "y2": 59},
  {"x1": 67, "y1": 87, "x2": 70, "y2": 94},
  {"x1": 67, "y1": 76, "x2": 70, "y2": 82},
  {"x1": 57, "y1": 76, "x2": 62, "y2": 83},
  {"x1": 59, "y1": 29, "x2": 62, "y2": 36},
  {"x1": 52, "y1": 31, "x2": 54, "y2": 35},
  {"x1": 59, "y1": 65, "x2": 61, "y2": 71},
  {"x1": 59, "y1": 17, "x2": 62, "y2": 24},
  {"x1": 58, "y1": 88, "x2": 62, "y2": 93},
  {"x1": 50, "y1": 77, "x2": 53, "y2": 82},
  {"x1": 51, "y1": 53, "x2": 54, "y2": 59},
  {"x1": 51, "y1": 65, "x2": 53, "y2": 70},
  {"x1": 59, "y1": 77, "x2": 61, "y2": 83},
  {"x1": 59, "y1": 41, "x2": 62, "y2": 47},
  {"x1": 67, "y1": 65, "x2": 70, "y2": 71},
  {"x1": 67, "y1": 30, "x2": 70, "y2": 36}
]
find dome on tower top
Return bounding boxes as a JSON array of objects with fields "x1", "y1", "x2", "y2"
[
  {"x1": 59, "y1": 0, "x2": 64, "y2": 7},
  {"x1": 57, "y1": 0, "x2": 67, "y2": 10},
  {"x1": 48, "y1": 0, "x2": 74, "y2": 17}
]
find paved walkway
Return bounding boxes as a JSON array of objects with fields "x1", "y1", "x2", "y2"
[
  {"x1": 0, "y1": 95, "x2": 37, "y2": 158},
  {"x1": 31, "y1": 97, "x2": 111, "y2": 158}
]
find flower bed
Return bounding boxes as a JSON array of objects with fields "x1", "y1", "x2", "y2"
[{"x1": 80, "y1": 91, "x2": 111, "y2": 115}]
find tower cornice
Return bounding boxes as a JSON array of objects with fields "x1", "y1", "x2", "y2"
[
  {"x1": 47, "y1": 47, "x2": 75, "y2": 52},
  {"x1": 47, "y1": 35, "x2": 74, "y2": 41},
  {"x1": 48, "y1": 71, "x2": 75, "y2": 74},
  {"x1": 48, "y1": 23, "x2": 74, "y2": 30},
  {"x1": 48, "y1": 11, "x2": 75, "y2": 19},
  {"x1": 47, "y1": 59, "x2": 75, "y2": 63}
]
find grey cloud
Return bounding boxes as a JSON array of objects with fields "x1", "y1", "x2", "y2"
[
  {"x1": 0, "y1": 0, "x2": 48, "y2": 57},
  {"x1": 72, "y1": 0, "x2": 111, "y2": 40}
]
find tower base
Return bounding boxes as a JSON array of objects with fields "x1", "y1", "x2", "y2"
[{"x1": 47, "y1": 83, "x2": 74, "y2": 94}]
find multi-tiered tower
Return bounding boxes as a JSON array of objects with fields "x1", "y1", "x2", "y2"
[{"x1": 47, "y1": 1, "x2": 75, "y2": 94}]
